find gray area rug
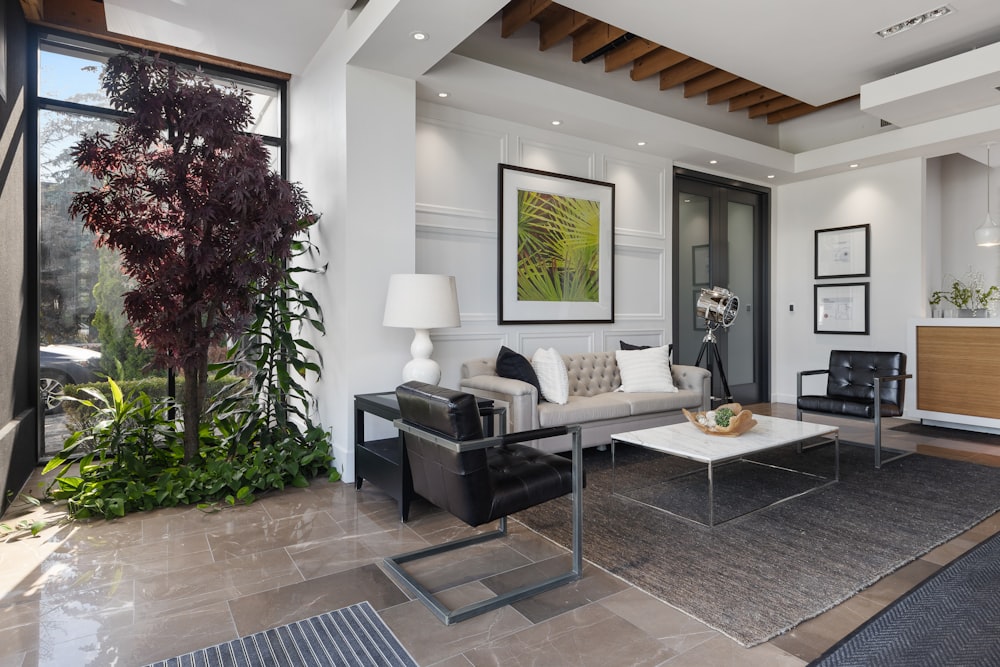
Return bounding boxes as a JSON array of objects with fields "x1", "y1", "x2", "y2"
[
  {"x1": 145, "y1": 601, "x2": 417, "y2": 667},
  {"x1": 889, "y1": 421, "x2": 1000, "y2": 446},
  {"x1": 513, "y1": 442, "x2": 1000, "y2": 647},
  {"x1": 809, "y1": 529, "x2": 1000, "y2": 666}
]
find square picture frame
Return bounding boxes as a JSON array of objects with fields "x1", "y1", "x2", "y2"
[
  {"x1": 814, "y1": 282, "x2": 870, "y2": 335},
  {"x1": 497, "y1": 163, "x2": 615, "y2": 324},
  {"x1": 814, "y1": 224, "x2": 870, "y2": 279}
]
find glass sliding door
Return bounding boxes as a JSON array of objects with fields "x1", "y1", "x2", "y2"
[{"x1": 673, "y1": 170, "x2": 769, "y2": 405}]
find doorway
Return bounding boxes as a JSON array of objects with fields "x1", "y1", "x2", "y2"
[{"x1": 673, "y1": 169, "x2": 770, "y2": 405}]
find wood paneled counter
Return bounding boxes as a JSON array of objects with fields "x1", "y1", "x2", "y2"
[{"x1": 907, "y1": 319, "x2": 1000, "y2": 434}]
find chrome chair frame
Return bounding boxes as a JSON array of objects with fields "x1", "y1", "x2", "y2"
[{"x1": 384, "y1": 422, "x2": 584, "y2": 625}]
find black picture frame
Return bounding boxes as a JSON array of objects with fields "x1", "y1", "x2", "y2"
[
  {"x1": 497, "y1": 163, "x2": 615, "y2": 324},
  {"x1": 814, "y1": 224, "x2": 870, "y2": 279},
  {"x1": 814, "y1": 282, "x2": 870, "y2": 335}
]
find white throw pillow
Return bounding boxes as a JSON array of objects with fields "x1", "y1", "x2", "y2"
[
  {"x1": 531, "y1": 347, "x2": 569, "y2": 404},
  {"x1": 615, "y1": 345, "x2": 677, "y2": 393}
]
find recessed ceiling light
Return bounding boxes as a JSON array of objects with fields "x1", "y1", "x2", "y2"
[
  {"x1": 637, "y1": 141, "x2": 646, "y2": 147},
  {"x1": 767, "y1": 174, "x2": 775, "y2": 179},
  {"x1": 410, "y1": 31, "x2": 429, "y2": 41},
  {"x1": 876, "y1": 5, "x2": 953, "y2": 38},
  {"x1": 437, "y1": 92, "x2": 449, "y2": 98},
  {"x1": 709, "y1": 159, "x2": 718, "y2": 165},
  {"x1": 551, "y1": 120, "x2": 562, "y2": 126},
  {"x1": 850, "y1": 163, "x2": 860, "y2": 169}
]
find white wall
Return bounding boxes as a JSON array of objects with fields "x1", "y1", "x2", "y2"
[
  {"x1": 939, "y1": 154, "x2": 1000, "y2": 289},
  {"x1": 772, "y1": 159, "x2": 927, "y2": 404},
  {"x1": 290, "y1": 18, "x2": 417, "y2": 482},
  {"x1": 415, "y1": 102, "x2": 674, "y2": 389}
]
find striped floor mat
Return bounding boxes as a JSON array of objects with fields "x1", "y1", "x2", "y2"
[{"x1": 145, "y1": 601, "x2": 417, "y2": 667}]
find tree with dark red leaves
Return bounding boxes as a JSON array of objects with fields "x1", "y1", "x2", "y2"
[{"x1": 70, "y1": 53, "x2": 316, "y2": 463}]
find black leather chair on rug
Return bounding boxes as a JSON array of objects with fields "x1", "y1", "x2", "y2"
[
  {"x1": 797, "y1": 350, "x2": 912, "y2": 469},
  {"x1": 384, "y1": 381, "x2": 584, "y2": 625}
]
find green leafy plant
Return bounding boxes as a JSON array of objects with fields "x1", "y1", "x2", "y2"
[
  {"x1": 516, "y1": 190, "x2": 601, "y2": 303},
  {"x1": 714, "y1": 407, "x2": 734, "y2": 427},
  {"x1": 0, "y1": 493, "x2": 65, "y2": 541},
  {"x1": 929, "y1": 270, "x2": 999, "y2": 311}
]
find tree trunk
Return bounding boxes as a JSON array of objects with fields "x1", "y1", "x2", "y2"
[{"x1": 181, "y1": 354, "x2": 208, "y2": 463}]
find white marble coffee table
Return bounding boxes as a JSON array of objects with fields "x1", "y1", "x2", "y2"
[{"x1": 610, "y1": 415, "x2": 839, "y2": 527}]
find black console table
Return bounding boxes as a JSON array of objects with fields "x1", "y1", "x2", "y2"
[{"x1": 354, "y1": 391, "x2": 500, "y2": 522}]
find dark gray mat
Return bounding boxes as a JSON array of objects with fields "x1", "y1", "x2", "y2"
[
  {"x1": 514, "y1": 443, "x2": 1000, "y2": 647},
  {"x1": 809, "y1": 529, "x2": 1000, "y2": 666},
  {"x1": 145, "y1": 601, "x2": 417, "y2": 667}
]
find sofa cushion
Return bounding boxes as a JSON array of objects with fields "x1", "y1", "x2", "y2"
[
  {"x1": 532, "y1": 347, "x2": 569, "y2": 404},
  {"x1": 606, "y1": 390, "x2": 704, "y2": 416},
  {"x1": 620, "y1": 340, "x2": 673, "y2": 369},
  {"x1": 615, "y1": 345, "x2": 677, "y2": 393},
  {"x1": 496, "y1": 346, "x2": 542, "y2": 403},
  {"x1": 537, "y1": 393, "x2": 631, "y2": 427}
]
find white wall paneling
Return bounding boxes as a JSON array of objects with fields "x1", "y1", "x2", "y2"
[
  {"x1": 416, "y1": 117, "x2": 507, "y2": 212},
  {"x1": 614, "y1": 244, "x2": 666, "y2": 321},
  {"x1": 416, "y1": 222, "x2": 496, "y2": 323},
  {"x1": 604, "y1": 157, "x2": 668, "y2": 239},
  {"x1": 433, "y1": 331, "x2": 509, "y2": 395},
  {"x1": 518, "y1": 331, "x2": 597, "y2": 356},
  {"x1": 518, "y1": 138, "x2": 597, "y2": 180}
]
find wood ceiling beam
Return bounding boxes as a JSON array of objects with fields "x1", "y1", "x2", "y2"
[
  {"x1": 572, "y1": 22, "x2": 626, "y2": 62},
  {"x1": 729, "y1": 87, "x2": 782, "y2": 111},
  {"x1": 20, "y1": 0, "x2": 44, "y2": 22},
  {"x1": 684, "y1": 69, "x2": 739, "y2": 98},
  {"x1": 630, "y1": 47, "x2": 688, "y2": 81},
  {"x1": 538, "y1": 8, "x2": 592, "y2": 50},
  {"x1": 766, "y1": 95, "x2": 858, "y2": 124},
  {"x1": 604, "y1": 37, "x2": 659, "y2": 72},
  {"x1": 706, "y1": 79, "x2": 762, "y2": 105},
  {"x1": 41, "y1": 0, "x2": 106, "y2": 32},
  {"x1": 748, "y1": 95, "x2": 800, "y2": 118},
  {"x1": 659, "y1": 60, "x2": 715, "y2": 91},
  {"x1": 501, "y1": 0, "x2": 554, "y2": 38}
]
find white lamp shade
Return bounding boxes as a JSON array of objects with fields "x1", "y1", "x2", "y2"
[
  {"x1": 383, "y1": 274, "x2": 460, "y2": 329},
  {"x1": 976, "y1": 213, "x2": 1000, "y2": 247}
]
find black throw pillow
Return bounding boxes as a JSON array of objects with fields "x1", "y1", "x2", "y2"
[
  {"x1": 496, "y1": 346, "x2": 542, "y2": 403},
  {"x1": 620, "y1": 341, "x2": 673, "y2": 367}
]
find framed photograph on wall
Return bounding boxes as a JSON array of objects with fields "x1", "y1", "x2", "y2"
[
  {"x1": 814, "y1": 282, "x2": 870, "y2": 334},
  {"x1": 814, "y1": 224, "x2": 870, "y2": 279},
  {"x1": 691, "y1": 244, "x2": 710, "y2": 286},
  {"x1": 497, "y1": 163, "x2": 615, "y2": 324}
]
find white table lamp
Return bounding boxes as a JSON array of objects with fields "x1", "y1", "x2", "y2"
[{"x1": 383, "y1": 274, "x2": 460, "y2": 385}]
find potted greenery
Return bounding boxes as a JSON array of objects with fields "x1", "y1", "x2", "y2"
[{"x1": 929, "y1": 270, "x2": 999, "y2": 317}]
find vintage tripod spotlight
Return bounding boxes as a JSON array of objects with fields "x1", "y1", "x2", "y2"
[{"x1": 694, "y1": 286, "x2": 740, "y2": 404}]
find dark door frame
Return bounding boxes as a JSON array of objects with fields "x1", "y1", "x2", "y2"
[{"x1": 672, "y1": 167, "x2": 771, "y2": 404}]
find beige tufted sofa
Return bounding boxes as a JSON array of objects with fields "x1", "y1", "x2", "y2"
[{"x1": 459, "y1": 351, "x2": 711, "y2": 453}]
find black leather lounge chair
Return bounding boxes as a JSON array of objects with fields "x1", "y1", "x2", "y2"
[
  {"x1": 383, "y1": 381, "x2": 584, "y2": 625},
  {"x1": 797, "y1": 350, "x2": 912, "y2": 468}
]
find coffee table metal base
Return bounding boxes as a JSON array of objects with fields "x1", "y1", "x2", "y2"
[{"x1": 610, "y1": 436, "x2": 840, "y2": 527}]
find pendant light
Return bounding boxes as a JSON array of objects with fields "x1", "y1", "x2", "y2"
[{"x1": 975, "y1": 143, "x2": 1000, "y2": 247}]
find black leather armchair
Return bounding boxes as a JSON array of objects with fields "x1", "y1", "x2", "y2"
[
  {"x1": 384, "y1": 381, "x2": 584, "y2": 625},
  {"x1": 797, "y1": 350, "x2": 912, "y2": 468}
]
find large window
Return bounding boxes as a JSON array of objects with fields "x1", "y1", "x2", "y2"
[{"x1": 33, "y1": 30, "x2": 287, "y2": 456}]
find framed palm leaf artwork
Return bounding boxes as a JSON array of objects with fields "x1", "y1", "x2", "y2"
[{"x1": 497, "y1": 164, "x2": 615, "y2": 324}]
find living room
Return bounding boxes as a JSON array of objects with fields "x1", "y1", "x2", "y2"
[{"x1": 3, "y1": 1, "x2": 1000, "y2": 665}]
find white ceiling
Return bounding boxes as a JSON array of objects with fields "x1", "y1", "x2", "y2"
[{"x1": 100, "y1": 0, "x2": 1000, "y2": 181}]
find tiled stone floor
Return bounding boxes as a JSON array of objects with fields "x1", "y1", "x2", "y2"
[{"x1": 2, "y1": 403, "x2": 999, "y2": 666}]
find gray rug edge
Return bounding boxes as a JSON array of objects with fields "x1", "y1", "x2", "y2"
[
  {"x1": 143, "y1": 600, "x2": 419, "y2": 667},
  {"x1": 514, "y1": 496, "x2": 1000, "y2": 649}
]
